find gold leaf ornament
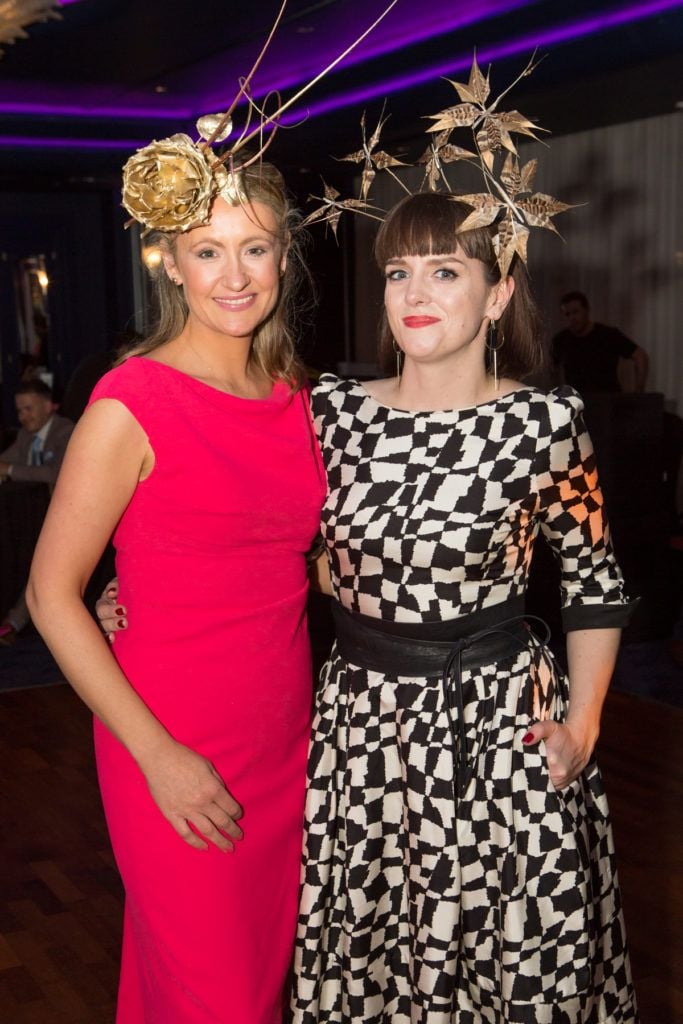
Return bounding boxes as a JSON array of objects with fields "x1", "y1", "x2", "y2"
[
  {"x1": 520, "y1": 158, "x2": 538, "y2": 193},
  {"x1": 302, "y1": 181, "x2": 383, "y2": 238},
  {"x1": 213, "y1": 164, "x2": 248, "y2": 206},
  {"x1": 500, "y1": 152, "x2": 521, "y2": 198},
  {"x1": 196, "y1": 113, "x2": 233, "y2": 144},
  {"x1": 445, "y1": 53, "x2": 490, "y2": 106},
  {"x1": 498, "y1": 110, "x2": 545, "y2": 142},
  {"x1": 372, "y1": 151, "x2": 405, "y2": 170},
  {"x1": 426, "y1": 101, "x2": 479, "y2": 133},
  {"x1": 456, "y1": 193, "x2": 506, "y2": 231},
  {"x1": 517, "y1": 192, "x2": 574, "y2": 232},
  {"x1": 304, "y1": 50, "x2": 572, "y2": 275},
  {"x1": 122, "y1": 134, "x2": 215, "y2": 233},
  {"x1": 493, "y1": 213, "x2": 530, "y2": 276},
  {"x1": 477, "y1": 116, "x2": 503, "y2": 160},
  {"x1": 339, "y1": 110, "x2": 406, "y2": 201},
  {"x1": 439, "y1": 143, "x2": 477, "y2": 163}
]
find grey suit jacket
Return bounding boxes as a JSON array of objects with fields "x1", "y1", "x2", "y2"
[{"x1": 1, "y1": 413, "x2": 74, "y2": 485}]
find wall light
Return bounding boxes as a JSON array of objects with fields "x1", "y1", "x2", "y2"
[{"x1": 141, "y1": 245, "x2": 162, "y2": 271}]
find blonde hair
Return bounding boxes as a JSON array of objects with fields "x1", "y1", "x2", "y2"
[{"x1": 123, "y1": 162, "x2": 311, "y2": 390}]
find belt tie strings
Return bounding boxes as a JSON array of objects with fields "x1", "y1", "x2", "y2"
[
  {"x1": 440, "y1": 616, "x2": 552, "y2": 799},
  {"x1": 442, "y1": 641, "x2": 469, "y2": 799}
]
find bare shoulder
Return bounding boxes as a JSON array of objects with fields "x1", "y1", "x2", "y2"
[
  {"x1": 362, "y1": 377, "x2": 398, "y2": 403},
  {"x1": 497, "y1": 378, "x2": 528, "y2": 398},
  {"x1": 75, "y1": 396, "x2": 148, "y2": 444},
  {"x1": 62, "y1": 399, "x2": 153, "y2": 484}
]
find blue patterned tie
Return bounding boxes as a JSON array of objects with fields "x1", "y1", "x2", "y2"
[{"x1": 29, "y1": 435, "x2": 43, "y2": 466}]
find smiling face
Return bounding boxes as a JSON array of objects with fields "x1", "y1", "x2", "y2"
[
  {"x1": 163, "y1": 197, "x2": 286, "y2": 345},
  {"x1": 383, "y1": 248, "x2": 510, "y2": 369}
]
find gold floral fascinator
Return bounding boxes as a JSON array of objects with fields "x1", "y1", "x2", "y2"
[
  {"x1": 303, "y1": 52, "x2": 574, "y2": 277},
  {"x1": 120, "y1": 0, "x2": 399, "y2": 235}
]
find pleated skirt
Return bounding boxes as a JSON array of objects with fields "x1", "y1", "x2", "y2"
[{"x1": 290, "y1": 639, "x2": 639, "y2": 1023}]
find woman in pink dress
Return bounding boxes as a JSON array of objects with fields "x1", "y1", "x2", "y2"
[{"x1": 28, "y1": 161, "x2": 325, "y2": 1023}]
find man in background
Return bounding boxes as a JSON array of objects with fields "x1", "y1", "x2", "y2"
[
  {"x1": 0, "y1": 379, "x2": 73, "y2": 485},
  {"x1": 552, "y1": 291, "x2": 649, "y2": 393},
  {"x1": 0, "y1": 380, "x2": 74, "y2": 645}
]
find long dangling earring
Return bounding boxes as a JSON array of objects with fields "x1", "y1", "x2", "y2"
[
  {"x1": 486, "y1": 319, "x2": 505, "y2": 391},
  {"x1": 392, "y1": 338, "x2": 403, "y2": 381}
]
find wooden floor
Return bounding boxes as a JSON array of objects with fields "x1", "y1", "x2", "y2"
[{"x1": 0, "y1": 684, "x2": 680, "y2": 1023}]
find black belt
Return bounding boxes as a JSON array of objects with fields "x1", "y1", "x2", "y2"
[{"x1": 332, "y1": 602, "x2": 551, "y2": 798}]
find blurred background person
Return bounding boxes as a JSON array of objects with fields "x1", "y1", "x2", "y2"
[
  {"x1": 552, "y1": 290, "x2": 648, "y2": 393},
  {"x1": 0, "y1": 380, "x2": 74, "y2": 645},
  {"x1": 0, "y1": 379, "x2": 73, "y2": 485}
]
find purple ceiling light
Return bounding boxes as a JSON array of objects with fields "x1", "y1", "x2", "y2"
[
  {"x1": 0, "y1": 0, "x2": 680, "y2": 148},
  {"x1": 0, "y1": 99, "x2": 189, "y2": 118},
  {"x1": 0, "y1": 134, "x2": 148, "y2": 150},
  {"x1": 240, "y1": 0, "x2": 683, "y2": 128},
  {"x1": 198, "y1": 0, "x2": 537, "y2": 112}
]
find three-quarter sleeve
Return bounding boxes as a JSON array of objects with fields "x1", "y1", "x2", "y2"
[{"x1": 536, "y1": 388, "x2": 636, "y2": 631}]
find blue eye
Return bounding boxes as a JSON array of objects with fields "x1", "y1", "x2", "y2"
[
  {"x1": 197, "y1": 248, "x2": 216, "y2": 259},
  {"x1": 385, "y1": 268, "x2": 407, "y2": 281},
  {"x1": 435, "y1": 267, "x2": 457, "y2": 279}
]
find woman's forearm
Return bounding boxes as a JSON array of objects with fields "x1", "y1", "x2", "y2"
[
  {"x1": 564, "y1": 627, "x2": 621, "y2": 746},
  {"x1": 25, "y1": 398, "x2": 171, "y2": 769},
  {"x1": 27, "y1": 585, "x2": 172, "y2": 770}
]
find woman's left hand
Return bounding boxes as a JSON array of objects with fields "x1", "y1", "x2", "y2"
[{"x1": 522, "y1": 720, "x2": 595, "y2": 790}]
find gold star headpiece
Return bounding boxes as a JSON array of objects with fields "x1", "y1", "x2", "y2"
[{"x1": 304, "y1": 53, "x2": 574, "y2": 276}]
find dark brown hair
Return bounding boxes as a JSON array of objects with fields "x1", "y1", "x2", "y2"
[
  {"x1": 124, "y1": 162, "x2": 311, "y2": 391},
  {"x1": 560, "y1": 290, "x2": 588, "y2": 309},
  {"x1": 15, "y1": 379, "x2": 53, "y2": 400},
  {"x1": 374, "y1": 192, "x2": 543, "y2": 379}
]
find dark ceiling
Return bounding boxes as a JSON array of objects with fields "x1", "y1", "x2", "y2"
[{"x1": 1, "y1": 0, "x2": 682, "y2": 195}]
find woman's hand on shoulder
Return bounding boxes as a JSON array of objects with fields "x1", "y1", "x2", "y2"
[
  {"x1": 522, "y1": 719, "x2": 596, "y2": 789},
  {"x1": 138, "y1": 738, "x2": 243, "y2": 853}
]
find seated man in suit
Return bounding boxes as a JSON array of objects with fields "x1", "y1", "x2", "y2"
[
  {"x1": 0, "y1": 379, "x2": 74, "y2": 484},
  {"x1": 0, "y1": 380, "x2": 74, "y2": 645}
]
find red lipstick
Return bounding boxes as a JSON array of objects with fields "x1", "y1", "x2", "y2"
[{"x1": 402, "y1": 316, "x2": 440, "y2": 328}]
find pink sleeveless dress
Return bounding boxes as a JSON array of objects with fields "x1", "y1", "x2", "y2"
[{"x1": 88, "y1": 357, "x2": 325, "y2": 1023}]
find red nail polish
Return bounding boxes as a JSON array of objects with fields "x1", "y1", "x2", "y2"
[
  {"x1": 117, "y1": 618, "x2": 126, "y2": 628},
  {"x1": 115, "y1": 606, "x2": 124, "y2": 615},
  {"x1": 522, "y1": 732, "x2": 534, "y2": 744}
]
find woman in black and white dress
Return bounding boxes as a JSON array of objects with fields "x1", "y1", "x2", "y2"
[{"x1": 291, "y1": 192, "x2": 638, "y2": 1024}]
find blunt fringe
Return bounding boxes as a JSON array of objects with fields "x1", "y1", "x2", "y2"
[
  {"x1": 374, "y1": 192, "x2": 543, "y2": 380},
  {"x1": 122, "y1": 161, "x2": 311, "y2": 391}
]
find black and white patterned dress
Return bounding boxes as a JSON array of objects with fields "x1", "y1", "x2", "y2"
[{"x1": 291, "y1": 376, "x2": 638, "y2": 1024}]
